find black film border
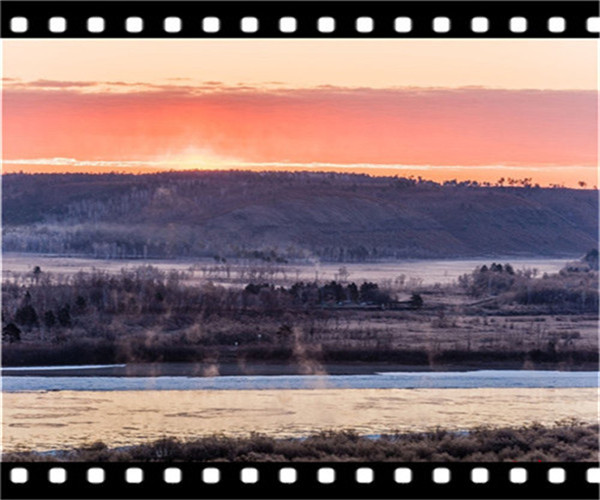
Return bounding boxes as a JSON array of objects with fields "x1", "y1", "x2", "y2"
[
  {"x1": 2, "y1": 462, "x2": 599, "y2": 499},
  {"x1": 1, "y1": 1, "x2": 599, "y2": 38}
]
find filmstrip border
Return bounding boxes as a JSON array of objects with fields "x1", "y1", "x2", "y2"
[
  {"x1": 1, "y1": 2, "x2": 599, "y2": 500},
  {"x1": 2, "y1": 462, "x2": 599, "y2": 499},
  {"x1": 1, "y1": 1, "x2": 599, "y2": 38}
]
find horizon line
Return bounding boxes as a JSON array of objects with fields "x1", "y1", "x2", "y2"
[{"x1": 2, "y1": 167, "x2": 597, "y2": 190}]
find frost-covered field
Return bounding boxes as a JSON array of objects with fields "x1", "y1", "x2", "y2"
[{"x1": 2, "y1": 252, "x2": 570, "y2": 286}]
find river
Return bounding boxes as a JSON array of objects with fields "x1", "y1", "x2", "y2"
[
  {"x1": 2, "y1": 369, "x2": 598, "y2": 452},
  {"x1": 2, "y1": 369, "x2": 598, "y2": 391}
]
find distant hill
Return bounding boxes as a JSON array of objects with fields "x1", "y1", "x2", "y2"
[{"x1": 2, "y1": 171, "x2": 598, "y2": 261}]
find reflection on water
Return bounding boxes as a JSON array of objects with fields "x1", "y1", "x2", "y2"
[{"x1": 3, "y1": 388, "x2": 598, "y2": 452}]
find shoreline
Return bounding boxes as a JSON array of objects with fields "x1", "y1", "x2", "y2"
[{"x1": 3, "y1": 360, "x2": 600, "y2": 377}]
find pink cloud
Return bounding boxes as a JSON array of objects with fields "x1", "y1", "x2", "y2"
[{"x1": 2, "y1": 86, "x2": 597, "y2": 168}]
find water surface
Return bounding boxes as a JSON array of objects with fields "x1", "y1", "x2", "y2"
[{"x1": 3, "y1": 370, "x2": 597, "y2": 392}]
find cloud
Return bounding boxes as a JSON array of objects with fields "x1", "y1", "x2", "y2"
[
  {"x1": 4, "y1": 157, "x2": 594, "y2": 172},
  {"x1": 3, "y1": 157, "x2": 162, "y2": 168},
  {"x1": 3, "y1": 85, "x2": 597, "y2": 169},
  {"x1": 26, "y1": 80, "x2": 99, "y2": 88},
  {"x1": 1, "y1": 78, "x2": 289, "y2": 94}
]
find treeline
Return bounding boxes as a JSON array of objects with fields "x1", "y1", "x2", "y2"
[
  {"x1": 247, "y1": 281, "x2": 420, "y2": 307},
  {"x1": 3, "y1": 266, "x2": 421, "y2": 344}
]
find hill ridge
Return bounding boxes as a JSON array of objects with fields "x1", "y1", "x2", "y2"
[{"x1": 2, "y1": 171, "x2": 597, "y2": 261}]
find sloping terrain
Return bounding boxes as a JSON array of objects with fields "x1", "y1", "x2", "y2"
[{"x1": 2, "y1": 171, "x2": 597, "y2": 260}]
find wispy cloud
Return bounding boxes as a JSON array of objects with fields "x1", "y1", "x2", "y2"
[
  {"x1": 2, "y1": 78, "x2": 292, "y2": 94},
  {"x1": 4, "y1": 157, "x2": 595, "y2": 172},
  {"x1": 3, "y1": 157, "x2": 162, "y2": 168},
  {"x1": 6, "y1": 78, "x2": 582, "y2": 96},
  {"x1": 25, "y1": 80, "x2": 99, "y2": 88}
]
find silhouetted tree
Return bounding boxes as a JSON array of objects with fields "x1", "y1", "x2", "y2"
[
  {"x1": 320, "y1": 281, "x2": 344, "y2": 303},
  {"x1": 359, "y1": 282, "x2": 391, "y2": 305},
  {"x1": 15, "y1": 305, "x2": 38, "y2": 328},
  {"x1": 490, "y1": 263, "x2": 503, "y2": 273},
  {"x1": 584, "y1": 249, "x2": 599, "y2": 271},
  {"x1": 75, "y1": 295, "x2": 87, "y2": 312},
  {"x1": 347, "y1": 282, "x2": 359, "y2": 302},
  {"x1": 3, "y1": 323, "x2": 21, "y2": 343},
  {"x1": 410, "y1": 293, "x2": 424, "y2": 309},
  {"x1": 245, "y1": 283, "x2": 271, "y2": 295},
  {"x1": 57, "y1": 305, "x2": 72, "y2": 327},
  {"x1": 43, "y1": 310, "x2": 56, "y2": 329}
]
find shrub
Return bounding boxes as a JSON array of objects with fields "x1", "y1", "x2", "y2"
[{"x1": 4, "y1": 423, "x2": 596, "y2": 463}]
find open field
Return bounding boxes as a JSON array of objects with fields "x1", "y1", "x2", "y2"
[{"x1": 4, "y1": 422, "x2": 598, "y2": 462}]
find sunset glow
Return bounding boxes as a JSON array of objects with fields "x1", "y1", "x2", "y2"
[{"x1": 2, "y1": 39, "x2": 598, "y2": 187}]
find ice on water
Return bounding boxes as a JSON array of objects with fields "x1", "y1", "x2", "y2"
[{"x1": 3, "y1": 370, "x2": 597, "y2": 392}]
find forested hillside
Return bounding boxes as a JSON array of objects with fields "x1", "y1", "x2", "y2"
[{"x1": 2, "y1": 171, "x2": 597, "y2": 261}]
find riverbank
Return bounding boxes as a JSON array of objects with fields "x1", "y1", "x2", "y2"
[
  {"x1": 3, "y1": 343, "x2": 598, "y2": 371},
  {"x1": 3, "y1": 360, "x2": 600, "y2": 377},
  {"x1": 4, "y1": 422, "x2": 597, "y2": 462}
]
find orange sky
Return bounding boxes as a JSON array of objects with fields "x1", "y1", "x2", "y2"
[{"x1": 2, "y1": 40, "x2": 598, "y2": 187}]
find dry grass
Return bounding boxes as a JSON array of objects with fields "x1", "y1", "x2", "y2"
[{"x1": 4, "y1": 422, "x2": 598, "y2": 463}]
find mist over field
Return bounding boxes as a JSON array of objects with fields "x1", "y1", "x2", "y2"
[{"x1": 2, "y1": 171, "x2": 597, "y2": 261}]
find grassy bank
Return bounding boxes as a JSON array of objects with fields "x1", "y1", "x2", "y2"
[
  {"x1": 4, "y1": 422, "x2": 598, "y2": 462},
  {"x1": 2, "y1": 340, "x2": 598, "y2": 370}
]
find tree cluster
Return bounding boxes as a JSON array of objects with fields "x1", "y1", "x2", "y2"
[
  {"x1": 458, "y1": 260, "x2": 598, "y2": 313},
  {"x1": 2, "y1": 267, "x2": 403, "y2": 344}
]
